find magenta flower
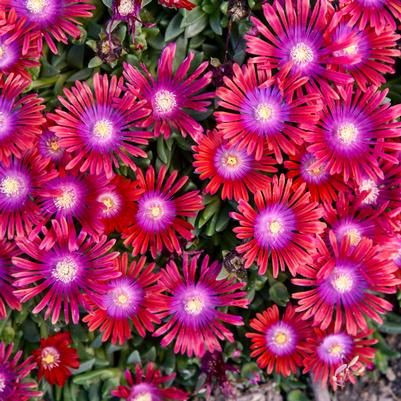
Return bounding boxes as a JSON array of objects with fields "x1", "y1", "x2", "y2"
[
  {"x1": 153, "y1": 254, "x2": 249, "y2": 357},
  {"x1": 304, "y1": 85, "x2": 401, "y2": 183},
  {"x1": 215, "y1": 63, "x2": 322, "y2": 161},
  {"x1": 245, "y1": 0, "x2": 355, "y2": 98},
  {"x1": 123, "y1": 43, "x2": 213, "y2": 140},
  {"x1": 49, "y1": 73, "x2": 151, "y2": 179},
  {"x1": 12, "y1": 218, "x2": 120, "y2": 324}
]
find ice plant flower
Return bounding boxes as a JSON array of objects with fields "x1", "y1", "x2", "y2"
[
  {"x1": 1, "y1": 0, "x2": 95, "y2": 54},
  {"x1": 12, "y1": 218, "x2": 120, "y2": 324},
  {"x1": 215, "y1": 63, "x2": 322, "y2": 161},
  {"x1": 33, "y1": 332, "x2": 79, "y2": 387},
  {"x1": 83, "y1": 253, "x2": 162, "y2": 344},
  {"x1": 112, "y1": 363, "x2": 188, "y2": 401},
  {"x1": 303, "y1": 328, "x2": 376, "y2": 387},
  {"x1": 0, "y1": 73, "x2": 45, "y2": 163},
  {"x1": 0, "y1": 341, "x2": 41, "y2": 401},
  {"x1": 231, "y1": 174, "x2": 326, "y2": 277},
  {"x1": 245, "y1": 0, "x2": 355, "y2": 98},
  {"x1": 123, "y1": 43, "x2": 213, "y2": 140},
  {"x1": 339, "y1": 0, "x2": 401, "y2": 34},
  {"x1": 97, "y1": 175, "x2": 139, "y2": 234},
  {"x1": 327, "y1": 18, "x2": 401, "y2": 91},
  {"x1": 122, "y1": 165, "x2": 203, "y2": 258},
  {"x1": 159, "y1": 0, "x2": 196, "y2": 9},
  {"x1": 0, "y1": 8, "x2": 40, "y2": 79},
  {"x1": 304, "y1": 85, "x2": 401, "y2": 183},
  {"x1": 284, "y1": 147, "x2": 349, "y2": 203},
  {"x1": 0, "y1": 240, "x2": 21, "y2": 319},
  {"x1": 38, "y1": 129, "x2": 65, "y2": 162},
  {"x1": 49, "y1": 73, "x2": 151, "y2": 179},
  {"x1": 246, "y1": 304, "x2": 311, "y2": 377},
  {"x1": 0, "y1": 151, "x2": 57, "y2": 239},
  {"x1": 293, "y1": 232, "x2": 400, "y2": 335},
  {"x1": 192, "y1": 130, "x2": 277, "y2": 201},
  {"x1": 153, "y1": 254, "x2": 249, "y2": 357}
]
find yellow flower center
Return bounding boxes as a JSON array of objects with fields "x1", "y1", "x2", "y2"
[
  {"x1": 268, "y1": 220, "x2": 283, "y2": 235},
  {"x1": 54, "y1": 187, "x2": 77, "y2": 210},
  {"x1": 0, "y1": 176, "x2": 24, "y2": 198},
  {"x1": 184, "y1": 296, "x2": 204, "y2": 315},
  {"x1": 118, "y1": 0, "x2": 135, "y2": 16},
  {"x1": 47, "y1": 137, "x2": 60, "y2": 152},
  {"x1": 337, "y1": 123, "x2": 358, "y2": 145},
  {"x1": 345, "y1": 228, "x2": 361, "y2": 246},
  {"x1": 102, "y1": 196, "x2": 114, "y2": 211},
  {"x1": 147, "y1": 204, "x2": 164, "y2": 219},
  {"x1": 26, "y1": 0, "x2": 47, "y2": 13},
  {"x1": 290, "y1": 42, "x2": 314, "y2": 65},
  {"x1": 133, "y1": 393, "x2": 153, "y2": 401},
  {"x1": 154, "y1": 90, "x2": 177, "y2": 114},
  {"x1": 93, "y1": 119, "x2": 113, "y2": 140},
  {"x1": 332, "y1": 271, "x2": 353, "y2": 294},
  {"x1": 52, "y1": 257, "x2": 78, "y2": 284},
  {"x1": 255, "y1": 103, "x2": 274, "y2": 122},
  {"x1": 328, "y1": 343, "x2": 345, "y2": 358},
  {"x1": 113, "y1": 290, "x2": 131, "y2": 307},
  {"x1": 224, "y1": 154, "x2": 239, "y2": 168},
  {"x1": 343, "y1": 44, "x2": 358, "y2": 55},
  {"x1": 41, "y1": 347, "x2": 60, "y2": 370},
  {"x1": 273, "y1": 331, "x2": 288, "y2": 346}
]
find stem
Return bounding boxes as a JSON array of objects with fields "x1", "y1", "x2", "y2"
[{"x1": 310, "y1": 376, "x2": 331, "y2": 401}]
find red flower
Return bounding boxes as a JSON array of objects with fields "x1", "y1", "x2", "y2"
[
  {"x1": 192, "y1": 130, "x2": 277, "y2": 201},
  {"x1": 246, "y1": 304, "x2": 311, "y2": 377},
  {"x1": 122, "y1": 165, "x2": 203, "y2": 258},
  {"x1": 33, "y1": 332, "x2": 79, "y2": 387},
  {"x1": 303, "y1": 327, "x2": 377, "y2": 387},
  {"x1": 112, "y1": 363, "x2": 188, "y2": 401},
  {"x1": 159, "y1": 0, "x2": 195, "y2": 9},
  {"x1": 231, "y1": 174, "x2": 326, "y2": 277},
  {"x1": 83, "y1": 253, "x2": 163, "y2": 345},
  {"x1": 293, "y1": 232, "x2": 400, "y2": 335}
]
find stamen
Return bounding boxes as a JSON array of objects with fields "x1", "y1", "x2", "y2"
[
  {"x1": 52, "y1": 256, "x2": 78, "y2": 284},
  {"x1": 26, "y1": 0, "x2": 47, "y2": 13},
  {"x1": 290, "y1": 42, "x2": 314, "y2": 65},
  {"x1": 331, "y1": 271, "x2": 353, "y2": 294},
  {"x1": 255, "y1": 103, "x2": 274, "y2": 122},
  {"x1": 337, "y1": 123, "x2": 358, "y2": 145},
  {"x1": 41, "y1": 347, "x2": 60, "y2": 370},
  {"x1": 268, "y1": 220, "x2": 283, "y2": 235},
  {"x1": 93, "y1": 119, "x2": 113, "y2": 140},
  {"x1": 184, "y1": 296, "x2": 204, "y2": 315},
  {"x1": 54, "y1": 187, "x2": 78, "y2": 210},
  {"x1": 0, "y1": 176, "x2": 24, "y2": 198},
  {"x1": 154, "y1": 90, "x2": 177, "y2": 114}
]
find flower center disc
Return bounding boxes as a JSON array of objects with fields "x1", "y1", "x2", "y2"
[
  {"x1": 331, "y1": 270, "x2": 354, "y2": 294},
  {"x1": 26, "y1": 0, "x2": 47, "y2": 13},
  {"x1": 254, "y1": 103, "x2": 274, "y2": 122},
  {"x1": 52, "y1": 256, "x2": 78, "y2": 284},
  {"x1": 0, "y1": 176, "x2": 25, "y2": 198},
  {"x1": 132, "y1": 393, "x2": 153, "y2": 401},
  {"x1": 54, "y1": 186, "x2": 78, "y2": 210},
  {"x1": 337, "y1": 123, "x2": 359, "y2": 145},
  {"x1": 118, "y1": 0, "x2": 136, "y2": 16},
  {"x1": 290, "y1": 42, "x2": 314, "y2": 66},
  {"x1": 268, "y1": 219, "x2": 283, "y2": 235},
  {"x1": 345, "y1": 228, "x2": 361, "y2": 246},
  {"x1": 112, "y1": 289, "x2": 131, "y2": 308},
  {"x1": 93, "y1": 119, "x2": 113, "y2": 141},
  {"x1": 153, "y1": 90, "x2": 177, "y2": 115},
  {"x1": 41, "y1": 346, "x2": 60, "y2": 370},
  {"x1": 184, "y1": 296, "x2": 205, "y2": 315}
]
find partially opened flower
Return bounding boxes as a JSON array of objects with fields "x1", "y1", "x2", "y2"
[
  {"x1": 33, "y1": 332, "x2": 79, "y2": 387},
  {"x1": 304, "y1": 85, "x2": 401, "y2": 183},
  {"x1": 0, "y1": 151, "x2": 57, "y2": 239},
  {"x1": 339, "y1": 0, "x2": 401, "y2": 34},
  {"x1": 12, "y1": 218, "x2": 120, "y2": 324},
  {"x1": 0, "y1": 73, "x2": 45, "y2": 163},
  {"x1": 303, "y1": 328, "x2": 376, "y2": 387},
  {"x1": 245, "y1": 0, "x2": 355, "y2": 98},
  {"x1": 0, "y1": 7, "x2": 40, "y2": 79},
  {"x1": 153, "y1": 254, "x2": 249, "y2": 357},
  {"x1": 285, "y1": 147, "x2": 349, "y2": 203},
  {"x1": 83, "y1": 253, "x2": 162, "y2": 345},
  {"x1": 49, "y1": 73, "x2": 151, "y2": 179},
  {"x1": 192, "y1": 130, "x2": 277, "y2": 201},
  {"x1": 122, "y1": 165, "x2": 203, "y2": 258},
  {"x1": 0, "y1": 239, "x2": 21, "y2": 319},
  {"x1": 231, "y1": 174, "x2": 326, "y2": 277},
  {"x1": 327, "y1": 17, "x2": 401, "y2": 91},
  {"x1": 0, "y1": 341, "x2": 41, "y2": 401},
  {"x1": 2, "y1": 0, "x2": 95, "y2": 54},
  {"x1": 246, "y1": 304, "x2": 311, "y2": 377},
  {"x1": 293, "y1": 232, "x2": 400, "y2": 334},
  {"x1": 112, "y1": 363, "x2": 188, "y2": 401},
  {"x1": 97, "y1": 175, "x2": 139, "y2": 234},
  {"x1": 215, "y1": 63, "x2": 321, "y2": 161},
  {"x1": 123, "y1": 43, "x2": 213, "y2": 140}
]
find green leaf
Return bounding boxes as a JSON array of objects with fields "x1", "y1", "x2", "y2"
[
  {"x1": 88, "y1": 56, "x2": 103, "y2": 69},
  {"x1": 73, "y1": 369, "x2": 119, "y2": 385},
  {"x1": 165, "y1": 13, "x2": 185, "y2": 42},
  {"x1": 269, "y1": 282, "x2": 289, "y2": 306},
  {"x1": 209, "y1": 10, "x2": 222, "y2": 35},
  {"x1": 127, "y1": 350, "x2": 141, "y2": 365},
  {"x1": 287, "y1": 390, "x2": 311, "y2": 401},
  {"x1": 185, "y1": 14, "x2": 208, "y2": 38}
]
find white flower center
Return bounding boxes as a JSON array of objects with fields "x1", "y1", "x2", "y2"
[
  {"x1": 344, "y1": 228, "x2": 361, "y2": 246},
  {"x1": 112, "y1": 289, "x2": 131, "y2": 308},
  {"x1": 93, "y1": 119, "x2": 113, "y2": 140},
  {"x1": 41, "y1": 346, "x2": 60, "y2": 370},
  {"x1": 254, "y1": 103, "x2": 274, "y2": 122},
  {"x1": 52, "y1": 257, "x2": 78, "y2": 284},
  {"x1": 184, "y1": 296, "x2": 204, "y2": 315},
  {"x1": 146, "y1": 203, "x2": 164, "y2": 220},
  {"x1": 0, "y1": 46, "x2": 5, "y2": 60},
  {"x1": 0, "y1": 176, "x2": 25, "y2": 198},
  {"x1": 273, "y1": 331, "x2": 289, "y2": 346},
  {"x1": 26, "y1": 0, "x2": 47, "y2": 13},
  {"x1": 154, "y1": 90, "x2": 177, "y2": 114},
  {"x1": 290, "y1": 42, "x2": 314, "y2": 66},
  {"x1": 133, "y1": 393, "x2": 153, "y2": 401},
  {"x1": 337, "y1": 123, "x2": 359, "y2": 145},
  {"x1": 331, "y1": 271, "x2": 354, "y2": 294},
  {"x1": 54, "y1": 186, "x2": 78, "y2": 210},
  {"x1": 268, "y1": 220, "x2": 283, "y2": 235},
  {"x1": 328, "y1": 343, "x2": 345, "y2": 358},
  {"x1": 359, "y1": 179, "x2": 379, "y2": 205}
]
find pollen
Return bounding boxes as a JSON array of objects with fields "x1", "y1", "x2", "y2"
[
  {"x1": 332, "y1": 272, "x2": 353, "y2": 294},
  {"x1": 52, "y1": 257, "x2": 78, "y2": 284},
  {"x1": 343, "y1": 44, "x2": 358, "y2": 55},
  {"x1": 148, "y1": 204, "x2": 164, "y2": 219},
  {"x1": 255, "y1": 103, "x2": 274, "y2": 123},
  {"x1": 184, "y1": 296, "x2": 204, "y2": 315},
  {"x1": 224, "y1": 155, "x2": 239, "y2": 168},
  {"x1": 133, "y1": 393, "x2": 153, "y2": 401},
  {"x1": 102, "y1": 196, "x2": 114, "y2": 211},
  {"x1": 26, "y1": 0, "x2": 47, "y2": 13},
  {"x1": 0, "y1": 176, "x2": 24, "y2": 198},
  {"x1": 268, "y1": 220, "x2": 283, "y2": 235},
  {"x1": 41, "y1": 347, "x2": 60, "y2": 370},
  {"x1": 154, "y1": 90, "x2": 177, "y2": 114},
  {"x1": 337, "y1": 123, "x2": 359, "y2": 145},
  {"x1": 328, "y1": 343, "x2": 345, "y2": 358},
  {"x1": 345, "y1": 228, "x2": 361, "y2": 246},
  {"x1": 290, "y1": 42, "x2": 314, "y2": 65},
  {"x1": 273, "y1": 331, "x2": 289, "y2": 346},
  {"x1": 118, "y1": 0, "x2": 135, "y2": 16},
  {"x1": 113, "y1": 290, "x2": 131, "y2": 307},
  {"x1": 54, "y1": 187, "x2": 77, "y2": 210},
  {"x1": 93, "y1": 119, "x2": 113, "y2": 140}
]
